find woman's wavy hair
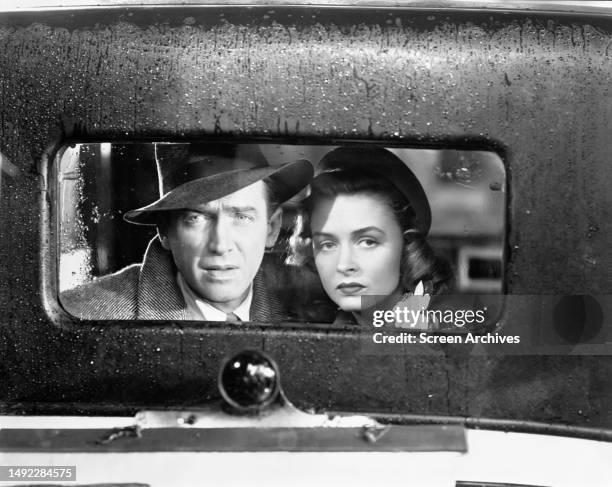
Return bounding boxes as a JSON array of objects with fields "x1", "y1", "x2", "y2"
[{"x1": 287, "y1": 168, "x2": 453, "y2": 296}]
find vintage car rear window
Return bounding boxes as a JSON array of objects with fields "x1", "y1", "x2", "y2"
[{"x1": 57, "y1": 142, "x2": 505, "y2": 329}]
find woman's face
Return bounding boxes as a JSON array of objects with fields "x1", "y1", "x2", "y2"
[{"x1": 310, "y1": 193, "x2": 404, "y2": 312}]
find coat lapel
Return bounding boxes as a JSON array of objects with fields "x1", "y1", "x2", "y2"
[
  {"x1": 251, "y1": 269, "x2": 284, "y2": 322},
  {"x1": 137, "y1": 237, "x2": 187, "y2": 320}
]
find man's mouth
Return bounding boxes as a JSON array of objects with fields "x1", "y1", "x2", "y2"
[
  {"x1": 336, "y1": 282, "x2": 366, "y2": 295},
  {"x1": 201, "y1": 265, "x2": 239, "y2": 279},
  {"x1": 203, "y1": 265, "x2": 238, "y2": 270}
]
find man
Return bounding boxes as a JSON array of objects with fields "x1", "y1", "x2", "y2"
[{"x1": 61, "y1": 143, "x2": 313, "y2": 321}]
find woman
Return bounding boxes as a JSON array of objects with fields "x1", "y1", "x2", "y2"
[{"x1": 289, "y1": 146, "x2": 453, "y2": 326}]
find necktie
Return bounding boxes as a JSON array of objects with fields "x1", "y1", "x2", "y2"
[{"x1": 226, "y1": 312, "x2": 241, "y2": 322}]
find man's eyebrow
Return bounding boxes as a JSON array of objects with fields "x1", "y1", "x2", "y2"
[
  {"x1": 223, "y1": 205, "x2": 258, "y2": 213},
  {"x1": 186, "y1": 205, "x2": 258, "y2": 214},
  {"x1": 183, "y1": 208, "x2": 213, "y2": 216}
]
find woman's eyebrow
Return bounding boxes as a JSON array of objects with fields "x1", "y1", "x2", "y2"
[
  {"x1": 351, "y1": 226, "x2": 383, "y2": 237},
  {"x1": 312, "y1": 231, "x2": 335, "y2": 238}
]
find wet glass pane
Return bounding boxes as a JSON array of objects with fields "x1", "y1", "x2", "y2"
[{"x1": 57, "y1": 142, "x2": 505, "y2": 328}]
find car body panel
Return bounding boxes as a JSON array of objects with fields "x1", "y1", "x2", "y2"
[
  {"x1": 0, "y1": 4, "x2": 611, "y2": 435},
  {"x1": 1, "y1": 416, "x2": 611, "y2": 486}
]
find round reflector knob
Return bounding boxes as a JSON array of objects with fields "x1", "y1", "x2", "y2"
[{"x1": 219, "y1": 350, "x2": 280, "y2": 412}]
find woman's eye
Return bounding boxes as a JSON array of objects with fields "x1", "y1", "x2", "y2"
[
  {"x1": 358, "y1": 238, "x2": 379, "y2": 248},
  {"x1": 315, "y1": 241, "x2": 337, "y2": 251}
]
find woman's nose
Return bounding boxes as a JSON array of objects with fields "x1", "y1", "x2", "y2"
[{"x1": 336, "y1": 245, "x2": 358, "y2": 274}]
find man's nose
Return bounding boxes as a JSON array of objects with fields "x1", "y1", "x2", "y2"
[
  {"x1": 336, "y1": 245, "x2": 358, "y2": 275},
  {"x1": 206, "y1": 218, "x2": 232, "y2": 254}
]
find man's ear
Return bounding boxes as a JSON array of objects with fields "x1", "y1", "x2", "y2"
[
  {"x1": 157, "y1": 227, "x2": 170, "y2": 250},
  {"x1": 265, "y1": 208, "x2": 283, "y2": 248}
]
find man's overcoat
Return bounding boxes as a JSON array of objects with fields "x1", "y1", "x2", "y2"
[{"x1": 61, "y1": 237, "x2": 286, "y2": 321}]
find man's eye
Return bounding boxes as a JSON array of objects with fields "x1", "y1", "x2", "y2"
[
  {"x1": 183, "y1": 213, "x2": 207, "y2": 224},
  {"x1": 358, "y1": 238, "x2": 379, "y2": 248},
  {"x1": 234, "y1": 213, "x2": 254, "y2": 223}
]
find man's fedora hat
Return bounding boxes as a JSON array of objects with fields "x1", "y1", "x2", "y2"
[
  {"x1": 317, "y1": 146, "x2": 432, "y2": 235},
  {"x1": 124, "y1": 143, "x2": 314, "y2": 225}
]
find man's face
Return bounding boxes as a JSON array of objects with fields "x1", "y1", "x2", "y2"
[{"x1": 160, "y1": 181, "x2": 281, "y2": 313}]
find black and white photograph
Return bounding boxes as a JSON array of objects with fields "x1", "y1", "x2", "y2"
[{"x1": 1, "y1": 1, "x2": 611, "y2": 486}]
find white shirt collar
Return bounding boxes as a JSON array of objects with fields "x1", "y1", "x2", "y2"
[{"x1": 176, "y1": 272, "x2": 252, "y2": 321}]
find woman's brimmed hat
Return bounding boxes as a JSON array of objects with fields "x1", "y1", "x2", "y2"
[
  {"x1": 317, "y1": 146, "x2": 432, "y2": 235},
  {"x1": 124, "y1": 143, "x2": 314, "y2": 225}
]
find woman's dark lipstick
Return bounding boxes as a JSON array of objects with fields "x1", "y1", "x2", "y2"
[{"x1": 337, "y1": 282, "x2": 366, "y2": 295}]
